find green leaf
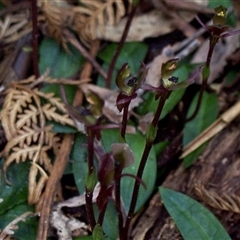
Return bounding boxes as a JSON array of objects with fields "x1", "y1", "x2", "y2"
[
  {"x1": 0, "y1": 203, "x2": 37, "y2": 240},
  {"x1": 41, "y1": 82, "x2": 77, "y2": 104},
  {"x1": 97, "y1": 42, "x2": 148, "y2": 88},
  {"x1": 208, "y1": 0, "x2": 231, "y2": 9},
  {"x1": 183, "y1": 144, "x2": 206, "y2": 168},
  {"x1": 183, "y1": 92, "x2": 218, "y2": 146},
  {"x1": 159, "y1": 187, "x2": 231, "y2": 240},
  {"x1": 51, "y1": 121, "x2": 77, "y2": 133},
  {"x1": 71, "y1": 133, "x2": 88, "y2": 194},
  {"x1": 39, "y1": 38, "x2": 85, "y2": 78},
  {"x1": 146, "y1": 123, "x2": 157, "y2": 142},
  {"x1": 0, "y1": 161, "x2": 30, "y2": 215},
  {"x1": 101, "y1": 129, "x2": 157, "y2": 212},
  {"x1": 93, "y1": 224, "x2": 104, "y2": 240},
  {"x1": 183, "y1": 92, "x2": 218, "y2": 166},
  {"x1": 101, "y1": 200, "x2": 118, "y2": 240}
]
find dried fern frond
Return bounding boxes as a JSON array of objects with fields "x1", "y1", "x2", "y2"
[
  {"x1": 0, "y1": 75, "x2": 75, "y2": 206},
  {"x1": 0, "y1": 10, "x2": 32, "y2": 43},
  {"x1": 195, "y1": 183, "x2": 240, "y2": 213},
  {"x1": 39, "y1": 0, "x2": 71, "y2": 51},
  {"x1": 39, "y1": 0, "x2": 132, "y2": 48},
  {"x1": 73, "y1": 0, "x2": 132, "y2": 46}
]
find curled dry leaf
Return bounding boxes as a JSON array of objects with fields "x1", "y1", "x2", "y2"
[{"x1": 0, "y1": 75, "x2": 75, "y2": 206}]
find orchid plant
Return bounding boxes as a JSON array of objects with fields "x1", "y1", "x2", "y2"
[
  {"x1": 187, "y1": 5, "x2": 240, "y2": 121},
  {"x1": 60, "y1": 5, "x2": 237, "y2": 240}
]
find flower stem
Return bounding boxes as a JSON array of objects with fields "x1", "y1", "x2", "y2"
[
  {"x1": 122, "y1": 90, "x2": 171, "y2": 239},
  {"x1": 120, "y1": 102, "x2": 131, "y2": 140},
  {"x1": 186, "y1": 36, "x2": 218, "y2": 122},
  {"x1": 85, "y1": 129, "x2": 96, "y2": 230},
  {"x1": 106, "y1": 4, "x2": 138, "y2": 88},
  {"x1": 115, "y1": 173, "x2": 124, "y2": 239},
  {"x1": 31, "y1": 0, "x2": 39, "y2": 78}
]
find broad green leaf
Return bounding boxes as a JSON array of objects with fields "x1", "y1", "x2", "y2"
[
  {"x1": 183, "y1": 92, "x2": 218, "y2": 145},
  {"x1": 97, "y1": 42, "x2": 148, "y2": 88},
  {"x1": 183, "y1": 92, "x2": 218, "y2": 166},
  {"x1": 92, "y1": 200, "x2": 118, "y2": 240},
  {"x1": 101, "y1": 200, "x2": 118, "y2": 240},
  {"x1": 0, "y1": 203, "x2": 37, "y2": 240},
  {"x1": 51, "y1": 122, "x2": 77, "y2": 133},
  {"x1": 160, "y1": 187, "x2": 231, "y2": 240},
  {"x1": 0, "y1": 161, "x2": 30, "y2": 215},
  {"x1": 183, "y1": 144, "x2": 206, "y2": 168},
  {"x1": 39, "y1": 38, "x2": 85, "y2": 78},
  {"x1": 208, "y1": 0, "x2": 231, "y2": 8},
  {"x1": 71, "y1": 133, "x2": 89, "y2": 194},
  {"x1": 101, "y1": 129, "x2": 157, "y2": 212}
]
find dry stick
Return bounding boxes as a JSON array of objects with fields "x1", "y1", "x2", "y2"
[
  {"x1": 161, "y1": 0, "x2": 214, "y2": 14},
  {"x1": 36, "y1": 134, "x2": 73, "y2": 240},
  {"x1": 106, "y1": 4, "x2": 138, "y2": 88},
  {"x1": 64, "y1": 30, "x2": 107, "y2": 80},
  {"x1": 0, "y1": 1, "x2": 31, "y2": 16},
  {"x1": 37, "y1": 28, "x2": 100, "y2": 240},
  {"x1": 36, "y1": 84, "x2": 84, "y2": 240},
  {"x1": 31, "y1": 0, "x2": 39, "y2": 78}
]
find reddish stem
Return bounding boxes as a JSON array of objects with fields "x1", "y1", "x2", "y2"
[
  {"x1": 31, "y1": 0, "x2": 39, "y2": 78},
  {"x1": 85, "y1": 129, "x2": 96, "y2": 230},
  {"x1": 106, "y1": 5, "x2": 138, "y2": 88},
  {"x1": 123, "y1": 90, "x2": 171, "y2": 239}
]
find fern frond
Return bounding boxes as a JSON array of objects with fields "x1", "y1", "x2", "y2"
[
  {"x1": 1, "y1": 75, "x2": 76, "y2": 207},
  {"x1": 1, "y1": 89, "x2": 33, "y2": 139},
  {"x1": 35, "y1": 90, "x2": 68, "y2": 113},
  {"x1": 74, "y1": 0, "x2": 130, "y2": 46},
  {"x1": 42, "y1": 103, "x2": 75, "y2": 126},
  {"x1": 28, "y1": 163, "x2": 48, "y2": 205},
  {"x1": 40, "y1": 0, "x2": 70, "y2": 51},
  {"x1": 16, "y1": 105, "x2": 39, "y2": 129},
  {"x1": 3, "y1": 145, "x2": 41, "y2": 171},
  {"x1": 195, "y1": 183, "x2": 240, "y2": 213},
  {"x1": 39, "y1": 0, "x2": 132, "y2": 48},
  {"x1": 3, "y1": 127, "x2": 41, "y2": 155}
]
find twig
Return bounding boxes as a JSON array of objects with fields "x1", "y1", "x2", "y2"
[
  {"x1": 31, "y1": 0, "x2": 39, "y2": 78},
  {"x1": 36, "y1": 134, "x2": 73, "y2": 240},
  {"x1": 64, "y1": 30, "x2": 107, "y2": 80},
  {"x1": 0, "y1": 1, "x2": 31, "y2": 16},
  {"x1": 106, "y1": 3, "x2": 139, "y2": 88}
]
